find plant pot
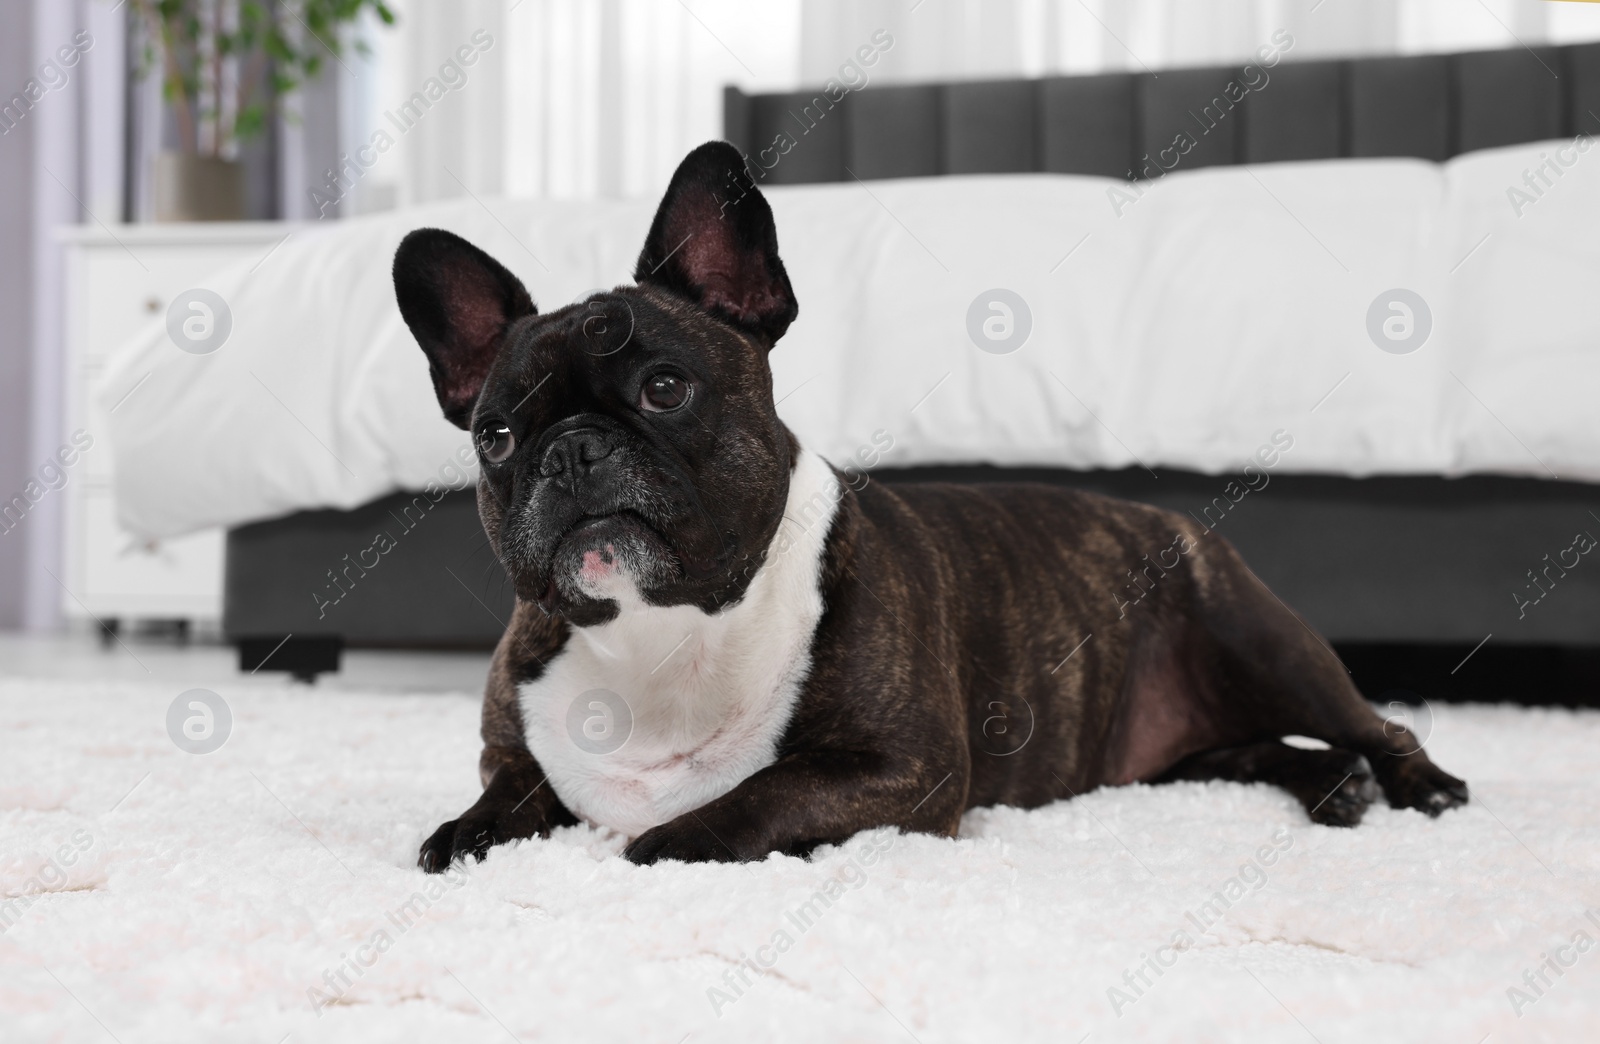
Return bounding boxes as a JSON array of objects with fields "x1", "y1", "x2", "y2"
[{"x1": 152, "y1": 152, "x2": 245, "y2": 222}]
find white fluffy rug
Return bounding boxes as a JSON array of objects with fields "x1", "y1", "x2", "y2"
[{"x1": 4, "y1": 676, "x2": 1599, "y2": 1043}]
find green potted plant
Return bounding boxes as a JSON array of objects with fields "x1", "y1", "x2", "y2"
[{"x1": 131, "y1": 0, "x2": 396, "y2": 221}]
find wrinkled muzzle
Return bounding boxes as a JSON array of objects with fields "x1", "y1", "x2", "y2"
[{"x1": 498, "y1": 423, "x2": 727, "y2": 612}]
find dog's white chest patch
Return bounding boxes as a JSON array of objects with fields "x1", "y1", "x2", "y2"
[{"x1": 518, "y1": 450, "x2": 839, "y2": 838}]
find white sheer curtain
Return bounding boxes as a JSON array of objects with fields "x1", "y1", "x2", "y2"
[
  {"x1": 358, "y1": 0, "x2": 1600, "y2": 207},
  {"x1": 339, "y1": 0, "x2": 509, "y2": 213},
  {"x1": 500, "y1": 0, "x2": 801, "y2": 200}
]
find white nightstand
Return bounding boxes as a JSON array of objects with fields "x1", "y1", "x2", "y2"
[{"x1": 58, "y1": 223, "x2": 300, "y2": 631}]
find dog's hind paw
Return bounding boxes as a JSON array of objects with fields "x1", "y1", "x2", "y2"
[
  {"x1": 1377, "y1": 758, "x2": 1469, "y2": 817},
  {"x1": 1304, "y1": 752, "x2": 1381, "y2": 827}
]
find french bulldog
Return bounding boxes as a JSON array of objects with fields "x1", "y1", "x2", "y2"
[{"x1": 395, "y1": 141, "x2": 1467, "y2": 873}]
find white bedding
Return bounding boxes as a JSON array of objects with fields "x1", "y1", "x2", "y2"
[{"x1": 101, "y1": 139, "x2": 1600, "y2": 539}]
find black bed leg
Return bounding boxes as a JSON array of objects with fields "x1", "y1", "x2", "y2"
[{"x1": 236, "y1": 635, "x2": 343, "y2": 682}]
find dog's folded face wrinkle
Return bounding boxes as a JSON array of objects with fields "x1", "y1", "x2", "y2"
[{"x1": 393, "y1": 142, "x2": 801, "y2": 628}]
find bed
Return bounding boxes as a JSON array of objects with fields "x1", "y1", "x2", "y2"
[{"x1": 99, "y1": 43, "x2": 1600, "y2": 690}]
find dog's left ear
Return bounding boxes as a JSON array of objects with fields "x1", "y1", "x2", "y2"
[
  {"x1": 394, "y1": 228, "x2": 536, "y2": 429},
  {"x1": 634, "y1": 141, "x2": 798, "y2": 346}
]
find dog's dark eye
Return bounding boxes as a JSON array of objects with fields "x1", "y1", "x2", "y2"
[
  {"x1": 476, "y1": 423, "x2": 516, "y2": 464},
  {"x1": 640, "y1": 373, "x2": 691, "y2": 413}
]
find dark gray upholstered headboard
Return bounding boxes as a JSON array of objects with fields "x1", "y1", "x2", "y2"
[{"x1": 724, "y1": 43, "x2": 1600, "y2": 183}]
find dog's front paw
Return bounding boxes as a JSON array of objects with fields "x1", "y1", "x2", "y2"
[
  {"x1": 418, "y1": 814, "x2": 502, "y2": 873},
  {"x1": 418, "y1": 755, "x2": 577, "y2": 873},
  {"x1": 624, "y1": 819, "x2": 748, "y2": 865}
]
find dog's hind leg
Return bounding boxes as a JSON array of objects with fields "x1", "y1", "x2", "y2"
[
  {"x1": 1188, "y1": 536, "x2": 1469, "y2": 818},
  {"x1": 1158, "y1": 740, "x2": 1381, "y2": 826}
]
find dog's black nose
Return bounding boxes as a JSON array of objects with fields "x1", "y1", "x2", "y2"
[{"x1": 540, "y1": 428, "x2": 615, "y2": 488}]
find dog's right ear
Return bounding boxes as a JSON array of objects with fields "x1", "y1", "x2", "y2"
[{"x1": 394, "y1": 228, "x2": 536, "y2": 429}]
